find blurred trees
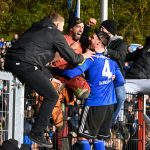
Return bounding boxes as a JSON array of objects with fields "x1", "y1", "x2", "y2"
[
  {"x1": 108, "y1": 0, "x2": 150, "y2": 44},
  {"x1": 0, "y1": 0, "x2": 150, "y2": 44}
]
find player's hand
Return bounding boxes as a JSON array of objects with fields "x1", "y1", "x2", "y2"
[
  {"x1": 112, "y1": 75, "x2": 116, "y2": 80},
  {"x1": 50, "y1": 78, "x2": 65, "y2": 93},
  {"x1": 50, "y1": 78, "x2": 62, "y2": 85},
  {"x1": 82, "y1": 50, "x2": 95, "y2": 61}
]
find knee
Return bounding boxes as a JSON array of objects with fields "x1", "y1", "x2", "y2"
[
  {"x1": 117, "y1": 95, "x2": 125, "y2": 103},
  {"x1": 46, "y1": 90, "x2": 59, "y2": 101},
  {"x1": 55, "y1": 93, "x2": 59, "y2": 100},
  {"x1": 51, "y1": 92, "x2": 59, "y2": 100}
]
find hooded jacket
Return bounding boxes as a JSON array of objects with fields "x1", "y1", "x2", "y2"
[{"x1": 5, "y1": 17, "x2": 84, "y2": 68}]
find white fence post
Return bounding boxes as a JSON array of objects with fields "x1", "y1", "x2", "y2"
[
  {"x1": 0, "y1": 71, "x2": 24, "y2": 143},
  {"x1": 13, "y1": 78, "x2": 24, "y2": 143}
]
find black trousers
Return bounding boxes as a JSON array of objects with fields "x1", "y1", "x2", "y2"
[{"x1": 5, "y1": 59, "x2": 59, "y2": 130}]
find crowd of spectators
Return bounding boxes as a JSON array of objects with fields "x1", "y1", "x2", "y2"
[
  {"x1": 0, "y1": 34, "x2": 19, "y2": 147},
  {"x1": 0, "y1": 35, "x2": 19, "y2": 70}
]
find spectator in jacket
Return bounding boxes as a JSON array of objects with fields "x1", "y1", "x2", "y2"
[
  {"x1": 11, "y1": 33, "x2": 19, "y2": 46},
  {"x1": 4, "y1": 13, "x2": 94, "y2": 148},
  {"x1": 100, "y1": 20, "x2": 128, "y2": 123},
  {"x1": 126, "y1": 36, "x2": 150, "y2": 79},
  {"x1": 0, "y1": 38, "x2": 5, "y2": 48}
]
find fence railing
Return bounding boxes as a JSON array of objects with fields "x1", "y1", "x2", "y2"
[
  {"x1": 0, "y1": 71, "x2": 149, "y2": 150},
  {"x1": 0, "y1": 71, "x2": 24, "y2": 144}
]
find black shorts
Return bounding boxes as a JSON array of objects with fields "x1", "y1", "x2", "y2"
[{"x1": 78, "y1": 104, "x2": 114, "y2": 139}]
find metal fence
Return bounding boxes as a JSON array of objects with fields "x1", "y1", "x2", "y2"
[
  {"x1": 0, "y1": 71, "x2": 149, "y2": 150},
  {"x1": 0, "y1": 71, "x2": 24, "y2": 144}
]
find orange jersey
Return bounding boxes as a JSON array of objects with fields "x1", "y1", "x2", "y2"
[
  {"x1": 52, "y1": 35, "x2": 83, "y2": 69},
  {"x1": 64, "y1": 35, "x2": 83, "y2": 54}
]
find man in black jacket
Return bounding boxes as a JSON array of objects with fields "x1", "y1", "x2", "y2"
[
  {"x1": 4, "y1": 13, "x2": 94, "y2": 148},
  {"x1": 100, "y1": 20, "x2": 128, "y2": 123},
  {"x1": 126, "y1": 36, "x2": 150, "y2": 79}
]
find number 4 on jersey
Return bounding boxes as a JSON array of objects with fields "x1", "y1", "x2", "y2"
[{"x1": 102, "y1": 60, "x2": 112, "y2": 79}]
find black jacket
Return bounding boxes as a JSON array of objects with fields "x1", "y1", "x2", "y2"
[
  {"x1": 125, "y1": 45, "x2": 150, "y2": 79},
  {"x1": 107, "y1": 36, "x2": 128, "y2": 76},
  {"x1": 5, "y1": 17, "x2": 83, "y2": 68}
]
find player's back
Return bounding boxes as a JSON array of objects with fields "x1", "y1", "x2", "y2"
[{"x1": 84, "y1": 53, "x2": 119, "y2": 106}]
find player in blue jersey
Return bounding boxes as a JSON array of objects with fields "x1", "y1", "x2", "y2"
[{"x1": 60, "y1": 31, "x2": 125, "y2": 150}]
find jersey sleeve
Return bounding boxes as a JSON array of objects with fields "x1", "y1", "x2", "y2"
[
  {"x1": 113, "y1": 61, "x2": 125, "y2": 87},
  {"x1": 62, "y1": 58, "x2": 93, "y2": 78}
]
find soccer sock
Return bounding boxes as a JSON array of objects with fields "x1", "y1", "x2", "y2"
[
  {"x1": 23, "y1": 135, "x2": 32, "y2": 147},
  {"x1": 93, "y1": 140, "x2": 106, "y2": 150},
  {"x1": 78, "y1": 140, "x2": 91, "y2": 150}
]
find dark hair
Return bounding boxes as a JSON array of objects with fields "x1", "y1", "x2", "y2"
[
  {"x1": 101, "y1": 19, "x2": 117, "y2": 35},
  {"x1": 68, "y1": 17, "x2": 83, "y2": 29},
  {"x1": 95, "y1": 30, "x2": 110, "y2": 46}
]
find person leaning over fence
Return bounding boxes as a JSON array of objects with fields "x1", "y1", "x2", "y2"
[
  {"x1": 100, "y1": 20, "x2": 128, "y2": 123},
  {"x1": 4, "y1": 13, "x2": 95, "y2": 148},
  {"x1": 58, "y1": 31, "x2": 125, "y2": 150}
]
